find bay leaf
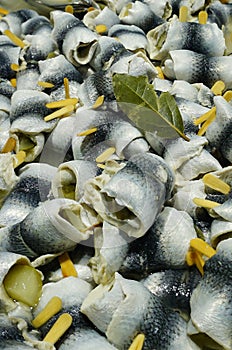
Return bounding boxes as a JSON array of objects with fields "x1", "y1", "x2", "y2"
[{"x1": 112, "y1": 74, "x2": 189, "y2": 141}]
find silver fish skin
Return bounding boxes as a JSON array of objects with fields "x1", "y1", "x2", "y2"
[
  {"x1": 22, "y1": 15, "x2": 53, "y2": 36},
  {"x1": 89, "y1": 221, "x2": 130, "y2": 285},
  {"x1": 119, "y1": 207, "x2": 197, "y2": 277},
  {"x1": 0, "y1": 198, "x2": 99, "y2": 257},
  {"x1": 147, "y1": 18, "x2": 225, "y2": 60},
  {"x1": 190, "y1": 238, "x2": 232, "y2": 350},
  {"x1": 142, "y1": 0, "x2": 172, "y2": 19},
  {"x1": 77, "y1": 71, "x2": 115, "y2": 107},
  {"x1": 39, "y1": 114, "x2": 79, "y2": 167},
  {"x1": 23, "y1": 33, "x2": 57, "y2": 63},
  {"x1": 21, "y1": 15, "x2": 57, "y2": 62},
  {"x1": 38, "y1": 54, "x2": 83, "y2": 87},
  {"x1": 83, "y1": 7, "x2": 120, "y2": 33},
  {"x1": 142, "y1": 267, "x2": 201, "y2": 316},
  {"x1": 163, "y1": 50, "x2": 232, "y2": 89},
  {"x1": 0, "y1": 313, "x2": 33, "y2": 349},
  {"x1": 84, "y1": 153, "x2": 174, "y2": 238},
  {"x1": 72, "y1": 107, "x2": 149, "y2": 161},
  {"x1": 0, "y1": 9, "x2": 38, "y2": 37},
  {"x1": 119, "y1": 1, "x2": 164, "y2": 33},
  {"x1": 0, "y1": 163, "x2": 57, "y2": 227},
  {"x1": 52, "y1": 159, "x2": 98, "y2": 201},
  {"x1": 10, "y1": 90, "x2": 57, "y2": 135},
  {"x1": 16, "y1": 64, "x2": 40, "y2": 91},
  {"x1": 81, "y1": 273, "x2": 200, "y2": 350},
  {"x1": 206, "y1": 1, "x2": 232, "y2": 29},
  {"x1": 163, "y1": 136, "x2": 221, "y2": 184},
  {"x1": 0, "y1": 47, "x2": 20, "y2": 80},
  {"x1": 170, "y1": 179, "x2": 206, "y2": 218},
  {"x1": 169, "y1": 0, "x2": 205, "y2": 15},
  {"x1": 32, "y1": 277, "x2": 115, "y2": 350},
  {"x1": 210, "y1": 219, "x2": 232, "y2": 248},
  {"x1": 0, "y1": 111, "x2": 11, "y2": 151},
  {"x1": 51, "y1": 10, "x2": 99, "y2": 66},
  {"x1": 89, "y1": 36, "x2": 127, "y2": 71},
  {"x1": 109, "y1": 51, "x2": 158, "y2": 81},
  {"x1": 108, "y1": 24, "x2": 148, "y2": 51},
  {"x1": 206, "y1": 96, "x2": 232, "y2": 162}
]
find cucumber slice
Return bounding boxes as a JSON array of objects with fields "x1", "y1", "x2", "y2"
[{"x1": 3, "y1": 264, "x2": 43, "y2": 307}]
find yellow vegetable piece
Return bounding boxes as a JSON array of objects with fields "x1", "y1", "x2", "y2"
[
  {"x1": 92, "y1": 95, "x2": 104, "y2": 109},
  {"x1": 194, "y1": 107, "x2": 216, "y2": 126},
  {"x1": 190, "y1": 238, "x2": 216, "y2": 258},
  {"x1": 46, "y1": 98, "x2": 78, "y2": 109},
  {"x1": 13, "y1": 151, "x2": 26, "y2": 169},
  {"x1": 0, "y1": 7, "x2": 9, "y2": 15},
  {"x1": 3, "y1": 264, "x2": 43, "y2": 307},
  {"x1": 4, "y1": 29, "x2": 25, "y2": 48},
  {"x1": 193, "y1": 197, "x2": 220, "y2": 209},
  {"x1": 58, "y1": 252, "x2": 78, "y2": 278},
  {"x1": 95, "y1": 24, "x2": 108, "y2": 34},
  {"x1": 10, "y1": 63, "x2": 20, "y2": 72},
  {"x1": 95, "y1": 147, "x2": 116, "y2": 163},
  {"x1": 38, "y1": 81, "x2": 55, "y2": 88},
  {"x1": 77, "y1": 127, "x2": 98, "y2": 136},
  {"x1": 156, "y1": 66, "x2": 165, "y2": 79},
  {"x1": 32, "y1": 296, "x2": 62, "y2": 328},
  {"x1": 1, "y1": 137, "x2": 16, "y2": 153},
  {"x1": 179, "y1": 6, "x2": 188, "y2": 22},
  {"x1": 194, "y1": 251, "x2": 205, "y2": 275},
  {"x1": 203, "y1": 173, "x2": 230, "y2": 194},
  {"x1": 211, "y1": 80, "x2": 225, "y2": 95},
  {"x1": 43, "y1": 313, "x2": 72, "y2": 344},
  {"x1": 64, "y1": 77, "x2": 70, "y2": 99},
  {"x1": 223, "y1": 90, "x2": 232, "y2": 102},
  {"x1": 65, "y1": 5, "x2": 74, "y2": 14},
  {"x1": 10, "y1": 78, "x2": 17, "y2": 88},
  {"x1": 44, "y1": 105, "x2": 74, "y2": 122},
  {"x1": 198, "y1": 11, "x2": 208, "y2": 24},
  {"x1": 197, "y1": 110, "x2": 216, "y2": 136},
  {"x1": 128, "y1": 334, "x2": 145, "y2": 350}
]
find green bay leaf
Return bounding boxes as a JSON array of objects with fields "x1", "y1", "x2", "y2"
[{"x1": 112, "y1": 74, "x2": 189, "y2": 141}]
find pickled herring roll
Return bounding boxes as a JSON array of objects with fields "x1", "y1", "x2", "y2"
[
  {"x1": 84, "y1": 153, "x2": 174, "y2": 238},
  {"x1": 81, "y1": 273, "x2": 200, "y2": 350}
]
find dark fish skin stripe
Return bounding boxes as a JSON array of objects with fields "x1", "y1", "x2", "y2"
[
  {"x1": 0, "y1": 51, "x2": 14, "y2": 80},
  {"x1": 207, "y1": 3, "x2": 232, "y2": 28},
  {"x1": 80, "y1": 123, "x2": 113, "y2": 156},
  {"x1": 0, "y1": 320, "x2": 24, "y2": 343},
  {"x1": 22, "y1": 16, "x2": 52, "y2": 35},
  {"x1": 140, "y1": 293, "x2": 184, "y2": 350},
  {"x1": 182, "y1": 23, "x2": 207, "y2": 54},
  {"x1": 38, "y1": 305, "x2": 92, "y2": 340},
  {"x1": 110, "y1": 27, "x2": 146, "y2": 38},
  {"x1": 10, "y1": 9, "x2": 37, "y2": 23},
  {"x1": 0, "y1": 80, "x2": 15, "y2": 98},
  {"x1": 10, "y1": 98, "x2": 51, "y2": 122},
  {"x1": 84, "y1": 72, "x2": 115, "y2": 103}
]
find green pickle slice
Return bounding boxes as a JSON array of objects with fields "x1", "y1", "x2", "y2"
[{"x1": 3, "y1": 264, "x2": 43, "y2": 307}]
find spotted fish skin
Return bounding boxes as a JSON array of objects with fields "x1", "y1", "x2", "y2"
[
  {"x1": 0, "y1": 163, "x2": 57, "y2": 227},
  {"x1": 119, "y1": 207, "x2": 197, "y2": 277},
  {"x1": 163, "y1": 50, "x2": 232, "y2": 89},
  {"x1": 190, "y1": 238, "x2": 232, "y2": 350},
  {"x1": 32, "y1": 277, "x2": 115, "y2": 349},
  {"x1": 81, "y1": 273, "x2": 200, "y2": 350},
  {"x1": 142, "y1": 268, "x2": 201, "y2": 316},
  {"x1": 84, "y1": 153, "x2": 174, "y2": 238}
]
